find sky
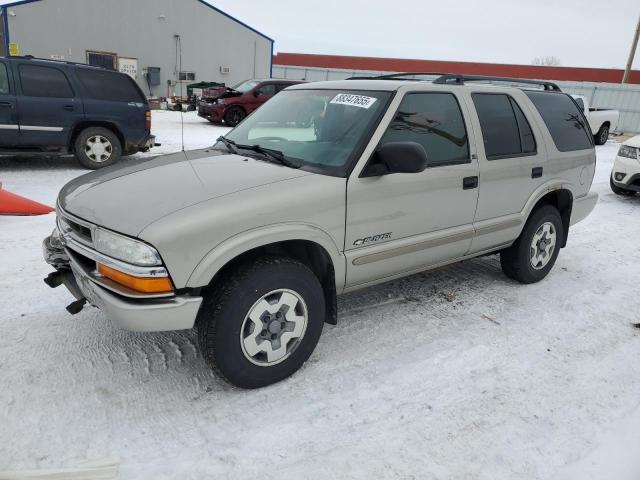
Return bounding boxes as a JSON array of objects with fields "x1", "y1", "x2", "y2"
[
  {"x1": 0, "y1": 0, "x2": 638, "y2": 69},
  {"x1": 206, "y1": 0, "x2": 639, "y2": 69}
]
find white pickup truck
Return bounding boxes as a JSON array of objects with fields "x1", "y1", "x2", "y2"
[{"x1": 572, "y1": 95, "x2": 620, "y2": 145}]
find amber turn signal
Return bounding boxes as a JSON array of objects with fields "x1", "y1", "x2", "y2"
[{"x1": 97, "y1": 263, "x2": 174, "y2": 294}]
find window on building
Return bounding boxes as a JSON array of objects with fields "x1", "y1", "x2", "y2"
[
  {"x1": 179, "y1": 71, "x2": 196, "y2": 81},
  {"x1": 76, "y1": 68, "x2": 145, "y2": 102},
  {"x1": 0, "y1": 63, "x2": 9, "y2": 94},
  {"x1": 87, "y1": 51, "x2": 117, "y2": 70},
  {"x1": 380, "y1": 92, "x2": 470, "y2": 167},
  {"x1": 472, "y1": 93, "x2": 536, "y2": 160},
  {"x1": 525, "y1": 91, "x2": 593, "y2": 152},
  {"x1": 19, "y1": 65, "x2": 74, "y2": 98}
]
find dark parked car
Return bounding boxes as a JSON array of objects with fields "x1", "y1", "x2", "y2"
[
  {"x1": 198, "y1": 78, "x2": 304, "y2": 126},
  {"x1": 0, "y1": 56, "x2": 155, "y2": 169}
]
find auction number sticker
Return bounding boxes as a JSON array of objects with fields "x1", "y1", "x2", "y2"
[{"x1": 330, "y1": 93, "x2": 377, "y2": 109}]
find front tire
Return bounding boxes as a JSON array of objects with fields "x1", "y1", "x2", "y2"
[
  {"x1": 500, "y1": 205, "x2": 564, "y2": 284},
  {"x1": 610, "y1": 177, "x2": 636, "y2": 196},
  {"x1": 224, "y1": 106, "x2": 246, "y2": 127},
  {"x1": 197, "y1": 256, "x2": 325, "y2": 389},
  {"x1": 74, "y1": 127, "x2": 122, "y2": 169},
  {"x1": 594, "y1": 124, "x2": 609, "y2": 145}
]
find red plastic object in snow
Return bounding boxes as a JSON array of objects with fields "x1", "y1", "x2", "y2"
[{"x1": 0, "y1": 182, "x2": 55, "y2": 216}]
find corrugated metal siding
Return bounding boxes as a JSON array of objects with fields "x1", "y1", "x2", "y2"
[
  {"x1": 273, "y1": 66, "x2": 640, "y2": 133},
  {"x1": 6, "y1": 0, "x2": 273, "y2": 94},
  {"x1": 273, "y1": 53, "x2": 640, "y2": 84}
]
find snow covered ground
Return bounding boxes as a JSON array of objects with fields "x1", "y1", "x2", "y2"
[{"x1": 0, "y1": 112, "x2": 639, "y2": 479}]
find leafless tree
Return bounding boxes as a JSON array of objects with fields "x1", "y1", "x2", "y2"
[{"x1": 531, "y1": 56, "x2": 562, "y2": 66}]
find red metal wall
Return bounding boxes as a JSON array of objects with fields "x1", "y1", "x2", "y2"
[{"x1": 273, "y1": 53, "x2": 640, "y2": 85}]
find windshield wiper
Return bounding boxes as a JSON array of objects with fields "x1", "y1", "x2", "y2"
[
  {"x1": 217, "y1": 136, "x2": 301, "y2": 169},
  {"x1": 216, "y1": 136, "x2": 238, "y2": 154}
]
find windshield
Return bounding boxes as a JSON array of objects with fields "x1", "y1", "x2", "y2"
[
  {"x1": 233, "y1": 80, "x2": 260, "y2": 93},
  {"x1": 222, "y1": 89, "x2": 393, "y2": 176}
]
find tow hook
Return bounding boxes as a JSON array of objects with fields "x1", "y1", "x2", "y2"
[
  {"x1": 66, "y1": 298, "x2": 87, "y2": 315},
  {"x1": 44, "y1": 269, "x2": 87, "y2": 315},
  {"x1": 44, "y1": 271, "x2": 64, "y2": 288}
]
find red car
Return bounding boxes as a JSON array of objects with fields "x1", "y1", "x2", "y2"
[{"x1": 198, "y1": 78, "x2": 304, "y2": 127}]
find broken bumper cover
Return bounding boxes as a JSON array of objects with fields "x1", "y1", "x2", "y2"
[{"x1": 43, "y1": 230, "x2": 202, "y2": 332}]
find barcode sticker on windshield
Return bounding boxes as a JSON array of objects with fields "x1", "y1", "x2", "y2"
[{"x1": 330, "y1": 94, "x2": 377, "y2": 109}]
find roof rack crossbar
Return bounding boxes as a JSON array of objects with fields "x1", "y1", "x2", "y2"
[{"x1": 432, "y1": 74, "x2": 561, "y2": 91}]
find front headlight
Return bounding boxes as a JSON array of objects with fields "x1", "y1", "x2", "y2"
[
  {"x1": 216, "y1": 98, "x2": 226, "y2": 105},
  {"x1": 92, "y1": 228, "x2": 162, "y2": 266},
  {"x1": 618, "y1": 145, "x2": 638, "y2": 160}
]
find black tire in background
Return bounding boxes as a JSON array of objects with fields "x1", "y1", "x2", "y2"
[
  {"x1": 73, "y1": 126, "x2": 122, "y2": 169},
  {"x1": 500, "y1": 205, "x2": 564, "y2": 284},
  {"x1": 594, "y1": 123, "x2": 610, "y2": 145},
  {"x1": 610, "y1": 177, "x2": 636, "y2": 196},
  {"x1": 197, "y1": 256, "x2": 325, "y2": 389},
  {"x1": 224, "y1": 106, "x2": 246, "y2": 127}
]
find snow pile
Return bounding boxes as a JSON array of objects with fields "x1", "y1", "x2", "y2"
[{"x1": 1, "y1": 120, "x2": 639, "y2": 480}]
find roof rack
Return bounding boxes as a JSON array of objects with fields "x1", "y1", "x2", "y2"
[
  {"x1": 347, "y1": 72, "x2": 449, "y2": 81},
  {"x1": 433, "y1": 74, "x2": 561, "y2": 91},
  {"x1": 7, "y1": 55, "x2": 106, "y2": 69},
  {"x1": 346, "y1": 72, "x2": 561, "y2": 92}
]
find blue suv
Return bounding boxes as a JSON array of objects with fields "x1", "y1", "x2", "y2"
[{"x1": 0, "y1": 56, "x2": 155, "y2": 169}]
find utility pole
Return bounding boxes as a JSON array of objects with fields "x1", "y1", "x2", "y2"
[{"x1": 622, "y1": 14, "x2": 640, "y2": 83}]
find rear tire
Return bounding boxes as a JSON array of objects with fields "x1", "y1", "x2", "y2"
[
  {"x1": 197, "y1": 256, "x2": 325, "y2": 389},
  {"x1": 500, "y1": 205, "x2": 564, "y2": 284},
  {"x1": 594, "y1": 124, "x2": 609, "y2": 145},
  {"x1": 610, "y1": 177, "x2": 636, "y2": 196},
  {"x1": 224, "y1": 106, "x2": 246, "y2": 127},
  {"x1": 74, "y1": 127, "x2": 122, "y2": 169}
]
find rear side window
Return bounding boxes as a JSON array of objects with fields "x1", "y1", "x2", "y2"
[
  {"x1": 381, "y1": 92, "x2": 469, "y2": 167},
  {"x1": 76, "y1": 68, "x2": 145, "y2": 102},
  {"x1": 525, "y1": 91, "x2": 593, "y2": 152},
  {"x1": 19, "y1": 65, "x2": 74, "y2": 98},
  {"x1": 0, "y1": 63, "x2": 9, "y2": 94},
  {"x1": 472, "y1": 93, "x2": 536, "y2": 160},
  {"x1": 256, "y1": 84, "x2": 277, "y2": 96}
]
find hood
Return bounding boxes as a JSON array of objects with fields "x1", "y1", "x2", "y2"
[
  {"x1": 203, "y1": 87, "x2": 242, "y2": 100},
  {"x1": 623, "y1": 134, "x2": 640, "y2": 149},
  {"x1": 59, "y1": 148, "x2": 313, "y2": 236}
]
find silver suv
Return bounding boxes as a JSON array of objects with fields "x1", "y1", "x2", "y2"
[{"x1": 43, "y1": 73, "x2": 598, "y2": 388}]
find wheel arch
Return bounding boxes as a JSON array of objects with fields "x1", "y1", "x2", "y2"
[
  {"x1": 187, "y1": 225, "x2": 346, "y2": 325},
  {"x1": 69, "y1": 121, "x2": 124, "y2": 153},
  {"x1": 524, "y1": 186, "x2": 573, "y2": 248}
]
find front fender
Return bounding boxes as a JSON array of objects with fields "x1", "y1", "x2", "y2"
[{"x1": 186, "y1": 223, "x2": 346, "y2": 292}]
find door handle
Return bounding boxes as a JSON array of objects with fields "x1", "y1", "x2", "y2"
[
  {"x1": 532, "y1": 167, "x2": 543, "y2": 179},
  {"x1": 0, "y1": 102, "x2": 12, "y2": 108},
  {"x1": 463, "y1": 176, "x2": 479, "y2": 190},
  {"x1": 63, "y1": 105, "x2": 75, "y2": 111}
]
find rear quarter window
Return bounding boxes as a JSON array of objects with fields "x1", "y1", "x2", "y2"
[
  {"x1": 525, "y1": 91, "x2": 593, "y2": 152},
  {"x1": 76, "y1": 68, "x2": 145, "y2": 103}
]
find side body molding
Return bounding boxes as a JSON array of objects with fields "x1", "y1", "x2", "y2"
[{"x1": 186, "y1": 223, "x2": 347, "y2": 292}]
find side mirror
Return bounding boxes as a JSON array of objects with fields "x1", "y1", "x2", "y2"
[
  {"x1": 253, "y1": 90, "x2": 261, "y2": 97},
  {"x1": 362, "y1": 141, "x2": 428, "y2": 177}
]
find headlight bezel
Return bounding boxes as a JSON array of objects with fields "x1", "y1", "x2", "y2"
[
  {"x1": 92, "y1": 227, "x2": 163, "y2": 267},
  {"x1": 618, "y1": 145, "x2": 639, "y2": 160}
]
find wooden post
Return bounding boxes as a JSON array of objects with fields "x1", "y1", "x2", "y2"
[{"x1": 622, "y1": 15, "x2": 640, "y2": 83}]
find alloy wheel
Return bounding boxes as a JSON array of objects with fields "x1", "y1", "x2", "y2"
[
  {"x1": 240, "y1": 289, "x2": 309, "y2": 366},
  {"x1": 530, "y1": 222, "x2": 557, "y2": 270}
]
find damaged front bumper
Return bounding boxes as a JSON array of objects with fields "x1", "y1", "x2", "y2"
[{"x1": 42, "y1": 228, "x2": 202, "y2": 332}]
